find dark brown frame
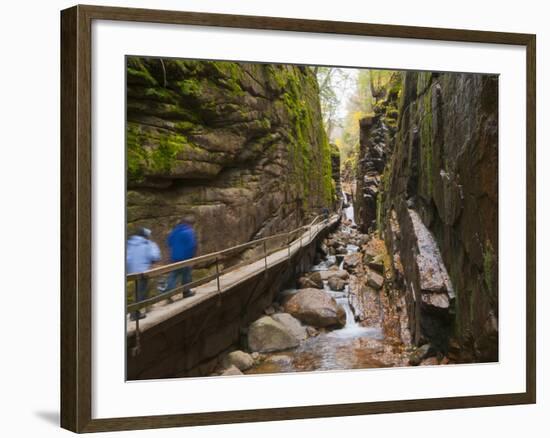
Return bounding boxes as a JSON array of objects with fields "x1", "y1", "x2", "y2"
[{"x1": 61, "y1": 4, "x2": 536, "y2": 433}]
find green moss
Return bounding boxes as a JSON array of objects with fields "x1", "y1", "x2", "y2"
[
  {"x1": 266, "y1": 64, "x2": 291, "y2": 90},
  {"x1": 127, "y1": 57, "x2": 158, "y2": 87},
  {"x1": 127, "y1": 123, "x2": 149, "y2": 181},
  {"x1": 141, "y1": 87, "x2": 174, "y2": 102},
  {"x1": 416, "y1": 72, "x2": 432, "y2": 95},
  {"x1": 386, "y1": 108, "x2": 399, "y2": 119},
  {"x1": 174, "y1": 121, "x2": 200, "y2": 133},
  {"x1": 387, "y1": 73, "x2": 403, "y2": 101},
  {"x1": 376, "y1": 191, "x2": 383, "y2": 231},
  {"x1": 274, "y1": 66, "x2": 335, "y2": 207},
  {"x1": 177, "y1": 78, "x2": 202, "y2": 96},
  {"x1": 149, "y1": 133, "x2": 187, "y2": 173},
  {"x1": 126, "y1": 123, "x2": 192, "y2": 181},
  {"x1": 321, "y1": 133, "x2": 335, "y2": 204},
  {"x1": 420, "y1": 90, "x2": 433, "y2": 196},
  {"x1": 330, "y1": 142, "x2": 340, "y2": 159},
  {"x1": 208, "y1": 61, "x2": 245, "y2": 96}
]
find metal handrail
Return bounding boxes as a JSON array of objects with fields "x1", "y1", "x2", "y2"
[
  {"x1": 126, "y1": 214, "x2": 334, "y2": 314},
  {"x1": 127, "y1": 215, "x2": 321, "y2": 281}
]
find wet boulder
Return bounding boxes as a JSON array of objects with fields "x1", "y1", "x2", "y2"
[
  {"x1": 271, "y1": 312, "x2": 308, "y2": 341},
  {"x1": 306, "y1": 326, "x2": 319, "y2": 337},
  {"x1": 409, "y1": 343, "x2": 432, "y2": 366},
  {"x1": 221, "y1": 365, "x2": 243, "y2": 376},
  {"x1": 328, "y1": 276, "x2": 346, "y2": 291},
  {"x1": 363, "y1": 245, "x2": 379, "y2": 263},
  {"x1": 221, "y1": 350, "x2": 255, "y2": 371},
  {"x1": 343, "y1": 253, "x2": 362, "y2": 272},
  {"x1": 366, "y1": 268, "x2": 384, "y2": 290},
  {"x1": 420, "y1": 357, "x2": 439, "y2": 366},
  {"x1": 319, "y1": 269, "x2": 349, "y2": 281},
  {"x1": 248, "y1": 316, "x2": 300, "y2": 353},
  {"x1": 367, "y1": 254, "x2": 385, "y2": 274},
  {"x1": 297, "y1": 271, "x2": 324, "y2": 289},
  {"x1": 284, "y1": 288, "x2": 346, "y2": 328},
  {"x1": 335, "y1": 245, "x2": 347, "y2": 255}
]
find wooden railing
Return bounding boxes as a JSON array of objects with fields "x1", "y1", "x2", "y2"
[{"x1": 126, "y1": 214, "x2": 334, "y2": 315}]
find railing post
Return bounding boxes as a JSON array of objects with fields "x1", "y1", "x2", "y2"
[
  {"x1": 215, "y1": 256, "x2": 221, "y2": 293},
  {"x1": 134, "y1": 279, "x2": 139, "y2": 307},
  {"x1": 263, "y1": 241, "x2": 268, "y2": 270},
  {"x1": 132, "y1": 278, "x2": 141, "y2": 356}
]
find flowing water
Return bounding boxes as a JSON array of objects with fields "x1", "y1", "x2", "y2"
[
  {"x1": 245, "y1": 243, "x2": 405, "y2": 375},
  {"x1": 343, "y1": 192, "x2": 355, "y2": 225}
]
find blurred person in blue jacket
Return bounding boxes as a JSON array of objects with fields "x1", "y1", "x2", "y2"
[
  {"x1": 126, "y1": 227, "x2": 161, "y2": 320},
  {"x1": 166, "y1": 216, "x2": 197, "y2": 298}
]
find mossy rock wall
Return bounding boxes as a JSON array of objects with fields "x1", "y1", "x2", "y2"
[
  {"x1": 127, "y1": 58, "x2": 334, "y2": 260},
  {"x1": 380, "y1": 71, "x2": 499, "y2": 361}
]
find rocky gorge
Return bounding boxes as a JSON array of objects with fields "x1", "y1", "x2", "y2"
[
  {"x1": 355, "y1": 71, "x2": 498, "y2": 362},
  {"x1": 125, "y1": 60, "x2": 500, "y2": 379},
  {"x1": 210, "y1": 222, "x2": 444, "y2": 377}
]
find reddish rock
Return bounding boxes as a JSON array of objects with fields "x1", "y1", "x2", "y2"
[{"x1": 284, "y1": 288, "x2": 346, "y2": 328}]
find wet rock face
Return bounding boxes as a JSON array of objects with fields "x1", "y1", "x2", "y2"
[
  {"x1": 126, "y1": 58, "x2": 336, "y2": 260},
  {"x1": 355, "y1": 116, "x2": 385, "y2": 233},
  {"x1": 355, "y1": 75, "x2": 401, "y2": 234},
  {"x1": 381, "y1": 72, "x2": 498, "y2": 361}
]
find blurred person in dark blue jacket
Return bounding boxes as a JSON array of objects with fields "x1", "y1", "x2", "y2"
[
  {"x1": 166, "y1": 216, "x2": 197, "y2": 298},
  {"x1": 126, "y1": 227, "x2": 161, "y2": 320}
]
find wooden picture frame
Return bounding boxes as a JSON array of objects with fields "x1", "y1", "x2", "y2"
[{"x1": 60, "y1": 4, "x2": 536, "y2": 433}]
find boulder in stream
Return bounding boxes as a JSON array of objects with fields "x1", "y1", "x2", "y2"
[
  {"x1": 284, "y1": 288, "x2": 346, "y2": 328},
  {"x1": 408, "y1": 343, "x2": 432, "y2": 366},
  {"x1": 271, "y1": 313, "x2": 308, "y2": 341},
  {"x1": 343, "y1": 253, "x2": 362, "y2": 272},
  {"x1": 221, "y1": 350, "x2": 255, "y2": 371},
  {"x1": 248, "y1": 316, "x2": 300, "y2": 353},
  {"x1": 363, "y1": 245, "x2": 379, "y2": 263},
  {"x1": 366, "y1": 268, "x2": 384, "y2": 290},
  {"x1": 319, "y1": 269, "x2": 349, "y2": 281},
  {"x1": 327, "y1": 276, "x2": 346, "y2": 291},
  {"x1": 221, "y1": 365, "x2": 243, "y2": 376},
  {"x1": 297, "y1": 271, "x2": 324, "y2": 289},
  {"x1": 367, "y1": 254, "x2": 385, "y2": 274}
]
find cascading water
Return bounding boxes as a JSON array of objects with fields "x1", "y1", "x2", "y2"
[
  {"x1": 324, "y1": 246, "x2": 382, "y2": 339},
  {"x1": 246, "y1": 238, "x2": 388, "y2": 375},
  {"x1": 343, "y1": 191, "x2": 355, "y2": 225}
]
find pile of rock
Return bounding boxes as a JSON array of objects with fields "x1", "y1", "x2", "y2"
[
  {"x1": 222, "y1": 285, "x2": 349, "y2": 369},
  {"x1": 218, "y1": 350, "x2": 258, "y2": 375},
  {"x1": 297, "y1": 271, "x2": 324, "y2": 289}
]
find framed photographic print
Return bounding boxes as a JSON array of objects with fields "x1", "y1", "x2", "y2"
[{"x1": 60, "y1": 4, "x2": 536, "y2": 433}]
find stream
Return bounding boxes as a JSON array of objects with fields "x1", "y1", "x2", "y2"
[{"x1": 245, "y1": 213, "x2": 408, "y2": 375}]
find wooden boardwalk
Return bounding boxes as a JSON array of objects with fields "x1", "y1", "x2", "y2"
[{"x1": 127, "y1": 215, "x2": 339, "y2": 335}]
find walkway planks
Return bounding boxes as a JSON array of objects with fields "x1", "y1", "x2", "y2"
[{"x1": 127, "y1": 215, "x2": 339, "y2": 335}]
